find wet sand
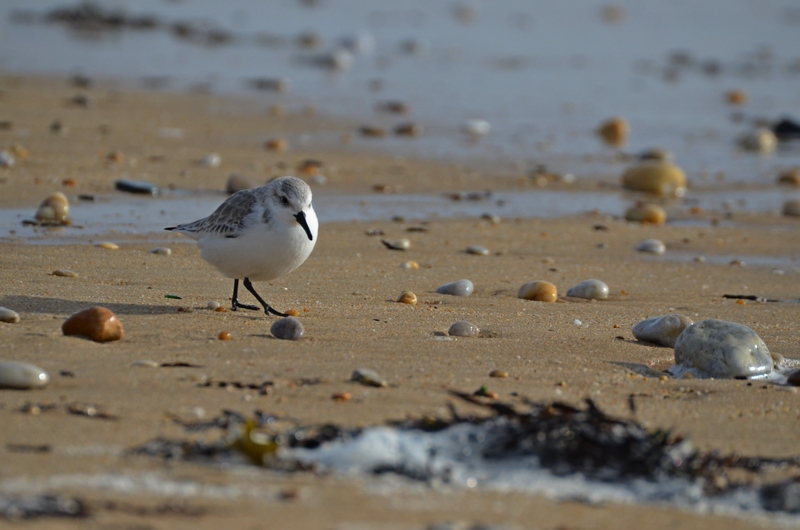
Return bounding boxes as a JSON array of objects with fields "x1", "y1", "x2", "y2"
[{"x1": 1, "y1": 76, "x2": 799, "y2": 529}]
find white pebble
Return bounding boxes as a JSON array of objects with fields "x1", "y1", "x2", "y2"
[
  {"x1": 0, "y1": 150, "x2": 14, "y2": 168},
  {"x1": 463, "y1": 119, "x2": 491, "y2": 137},
  {"x1": 632, "y1": 314, "x2": 693, "y2": 348},
  {"x1": 0, "y1": 307, "x2": 20, "y2": 324},
  {"x1": 670, "y1": 319, "x2": 772, "y2": 379},
  {"x1": 466, "y1": 245, "x2": 489, "y2": 256},
  {"x1": 566, "y1": 279, "x2": 609, "y2": 300},
  {"x1": 207, "y1": 301, "x2": 221, "y2": 310},
  {"x1": 131, "y1": 360, "x2": 160, "y2": 368},
  {"x1": 0, "y1": 361, "x2": 49, "y2": 389},
  {"x1": 573, "y1": 319, "x2": 582, "y2": 326},
  {"x1": 636, "y1": 239, "x2": 666, "y2": 254},
  {"x1": 150, "y1": 247, "x2": 172, "y2": 256},
  {"x1": 436, "y1": 279, "x2": 474, "y2": 297},
  {"x1": 201, "y1": 153, "x2": 221, "y2": 167}
]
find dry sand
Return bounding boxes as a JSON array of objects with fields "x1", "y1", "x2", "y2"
[{"x1": 0, "y1": 76, "x2": 799, "y2": 529}]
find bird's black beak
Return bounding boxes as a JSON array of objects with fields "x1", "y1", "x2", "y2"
[{"x1": 294, "y1": 211, "x2": 314, "y2": 241}]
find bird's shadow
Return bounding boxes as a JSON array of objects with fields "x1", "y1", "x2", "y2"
[{"x1": 0, "y1": 295, "x2": 179, "y2": 316}]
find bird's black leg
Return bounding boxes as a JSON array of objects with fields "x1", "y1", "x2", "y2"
[
  {"x1": 243, "y1": 277, "x2": 288, "y2": 317},
  {"x1": 231, "y1": 279, "x2": 260, "y2": 311}
]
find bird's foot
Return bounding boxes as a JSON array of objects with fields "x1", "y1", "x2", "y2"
[{"x1": 232, "y1": 300, "x2": 260, "y2": 311}]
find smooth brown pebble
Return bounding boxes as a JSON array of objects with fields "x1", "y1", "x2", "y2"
[
  {"x1": 625, "y1": 203, "x2": 667, "y2": 224},
  {"x1": 597, "y1": 117, "x2": 629, "y2": 146},
  {"x1": 621, "y1": 162, "x2": 687, "y2": 197},
  {"x1": 62, "y1": 306, "x2": 124, "y2": 342},
  {"x1": 517, "y1": 281, "x2": 557, "y2": 302},
  {"x1": 489, "y1": 370, "x2": 509, "y2": 378},
  {"x1": 397, "y1": 291, "x2": 417, "y2": 304},
  {"x1": 218, "y1": 331, "x2": 232, "y2": 341}
]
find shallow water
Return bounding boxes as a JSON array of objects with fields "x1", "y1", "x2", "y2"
[{"x1": 2, "y1": 0, "x2": 800, "y2": 181}]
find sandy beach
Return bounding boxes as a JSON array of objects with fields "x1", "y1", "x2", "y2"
[{"x1": 1, "y1": 75, "x2": 800, "y2": 529}]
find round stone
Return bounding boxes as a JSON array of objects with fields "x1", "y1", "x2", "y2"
[
  {"x1": 621, "y1": 162, "x2": 687, "y2": 197},
  {"x1": 632, "y1": 314, "x2": 693, "y2": 348},
  {"x1": 207, "y1": 301, "x2": 221, "y2": 310},
  {"x1": 636, "y1": 239, "x2": 666, "y2": 254},
  {"x1": 625, "y1": 203, "x2": 667, "y2": 224},
  {"x1": 517, "y1": 281, "x2": 557, "y2": 302},
  {"x1": 270, "y1": 317, "x2": 304, "y2": 341},
  {"x1": 466, "y1": 245, "x2": 490, "y2": 256},
  {"x1": 738, "y1": 128, "x2": 777, "y2": 154},
  {"x1": 783, "y1": 200, "x2": 800, "y2": 217},
  {"x1": 397, "y1": 291, "x2": 417, "y2": 304},
  {"x1": 34, "y1": 192, "x2": 70, "y2": 224},
  {"x1": 596, "y1": 117, "x2": 629, "y2": 147},
  {"x1": 436, "y1": 279, "x2": 474, "y2": 297},
  {"x1": 448, "y1": 320, "x2": 479, "y2": 337},
  {"x1": 0, "y1": 307, "x2": 20, "y2": 324},
  {"x1": 566, "y1": 279, "x2": 608, "y2": 300},
  {"x1": 0, "y1": 361, "x2": 50, "y2": 389},
  {"x1": 671, "y1": 319, "x2": 772, "y2": 379},
  {"x1": 62, "y1": 306, "x2": 124, "y2": 342}
]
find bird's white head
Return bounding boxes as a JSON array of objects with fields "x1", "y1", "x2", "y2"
[{"x1": 268, "y1": 176, "x2": 318, "y2": 242}]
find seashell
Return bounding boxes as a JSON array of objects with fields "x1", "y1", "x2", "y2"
[
  {"x1": 436, "y1": 279, "x2": 474, "y2": 297},
  {"x1": 566, "y1": 279, "x2": 609, "y2": 300},
  {"x1": 52, "y1": 269, "x2": 78, "y2": 278},
  {"x1": 35, "y1": 192, "x2": 70, "y2": 224},
  {"x1": 397, "y1": 291, "x2": 417, "y2": 304},
  {"x1": 777, "y1": 167, "x2": 800, "y2": 187},
  {"x1": 226, "y1": 173, "x2": 253, "y2": 194},
  {"x1": 0, "y1": 150, "x2": 14, "y2": 168},
  {"x1": 270, "y1": 317, "x2": 304, "y2": 341},
  {"x1": 463, "y1": 119, "x2": 491, "y2": 137},
  {"x1": 0, "y1": 361, "x2": 50, "y2": 389},
  {"x1": 264, "y1": 138, "x2": 288, "y2": 152},
  {"x1": 448, "y1": 320, "x2": 479, "y2": 337},
  {"x1": 381, "y1": 238, "x2": 410, "y2": 250},
  {"x1": 671, "y1": 319, "x2": 772, "y2": 379},
  {"x1": 0, "y1": 307, "x2": 20, "y2": 324},
  {"x1": 625, "y1": 203, "x2": 667, "y2": 224},
  {"x1": 636, "y1": 238, "x2": 666, "y2": 254},
  {"x1": 621, "y1": 162, "x2": 687, "y2": 197},
  {"x1": 738, "y1": 128, "x2": 776, "y2": 154},
  {"x1": 596, "y1": 117, "x2": 629, "y2": 147},
  {"x1": 218, "y1": 331, "x2": 232, "y2": 341},
  {"x1": 517, "y1": 281, "x2": 557, "y2": 302},
  {"x1": 632, "y1": 314, "x2": 693, "y2": 348},
  {"x1": 351, "y1": 368, "x2": 387, "y2": 387},
  {"x1": 466, "y1": 245, "x2": 489, "y2": 256},
  {"x1": 115, "y1": 179, "x2": 158, "y2": 195},
  {"x1": 150, "y1": 247, "x2": 172, "y2": 256},
  {"x1": 62, "y1": 306, "x2": 124, "y2": 342},
  {"x1": 200, "y1": 153, "x2": 221, "y2": 167},
  {"x1": 782, "y1": 199, "x2": 800, "y2": 217},
  {"x1": 131, "y1": 360, "x2": 160, "y2": 368},
  {"x1": 95, "y1": 242, "x2": 119, "y2": 250},
  {"x1": 725, "y1": 89, "x2": 748, "y2": 106},
  {"x1": 400, "y1": 261, "x2": 419, "y2": 269}
]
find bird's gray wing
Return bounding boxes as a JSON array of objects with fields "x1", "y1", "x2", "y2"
[{"x1": 171, "y1": 190, "x2": 259, "y2": 237}]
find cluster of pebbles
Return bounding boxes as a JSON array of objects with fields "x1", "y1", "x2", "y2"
[{"x1": 633, "y1": 314, "x2": 796, "y2": 381}]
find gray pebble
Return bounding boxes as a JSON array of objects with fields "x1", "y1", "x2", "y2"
[
  {"x1": 632, "y1": 314, "x2": 693, "y2": 348},
  {"x1": 671, "y1": 319, "x2": 772, "y2": 379},
  {"x1": 0, "y1": 361, "x2": 50, "y2": 389},
  {"x1": 636, "y1": 238, "x2": 666, "y2": 254},
  {"x1": 351, "y1": 368, "x2": 387, "y2": 387},
  {"x1": 270, "y1": 317, "x2": 304, "y2": 340},
  {"x1": 466, "y1": 245, "x2": 489, "y2": 256},
  {"x1": 115, "y1": 178, "x2": 158, "y2": 195},
  {"x1": 0, "y1": 307, "x2": 20, "y2": 324},
  {"x1": 150, "y1": 247, "x2": 172, "y2": 256},
  {"x1": 131, "y1": 360, "x2": 160, "y2": 368},
  {"x1": 436, "y1": 279, "x2": 474, "y2": 297},
  {"x1": 566, "y1": 279, "x2": 609, "y2": 300},
  {"x1": 448, "y1": 320, "x2": 479, "y2": 337}
]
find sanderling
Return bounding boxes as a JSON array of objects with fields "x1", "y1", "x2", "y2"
[{"x1": 166, "y1": 176, "x2": 318, "y2": 316}]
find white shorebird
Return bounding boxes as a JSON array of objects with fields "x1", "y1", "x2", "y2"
[{"x1": 166, "y1": 176, "x2": 318, "y2": 316}]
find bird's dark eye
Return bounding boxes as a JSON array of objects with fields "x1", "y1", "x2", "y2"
[{"x1": 280, "y1": 196, "x2": 289, "y2": 206}]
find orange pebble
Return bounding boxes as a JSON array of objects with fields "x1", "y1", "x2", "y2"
[{"x1": 218, "y1": 331, "x2": 232, "y2": 340}]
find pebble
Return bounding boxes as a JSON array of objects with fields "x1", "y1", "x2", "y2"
[
  {"x1": 62, "y1": 306, "x2": 125, "y2": 343},
  {"x1": 777, "y1": 167, "x2": 800, "y2": 187},
  {"x1": 481, "y1": 213, "x2": 500, "y2": 224},
  {"x1": 207, "y1": 301, "x2": 221, "y2": 310},
  {"x1": 397, "y1": 291, "x2": 418, "y2": 304},
  {"x1": 131, "y1": 360, "x2": 160, "y2": 368},
  {"x1": 400, "y1": 261, "x2": 419, "y2": 269},
  {"x1": 632, "y1": 314, "x2": 693, "y2": 348},
  {"x1": 270, "y1": 317, "x2": 304, "y2": 341},
  {"x1": 448, "y1": 320, "x2": 479, "y2": 337},
  {"x1": 782, "y1": 200, "x2": 800, "y2": 217},
  {"x1": 382, "y1": 238, "x2": 410, "y2": 250},
  {"x1": 150, "y1": 247, "x2": 172, "y2": 256},
  {"x1": 466, "y1": 245, "x2": 489, "y2": 256},
  {"x1": 115, "y1": 179, "x2": 158, "y2": 195},
  {"x1": 226, "y1": 173, "x2": 254, "y2": 194},
  {"x1": 0, "y1": 150, "x2": 14, "y2": 168},
  {"x1": 264, "y1": 138, "x2": 289, "y2": 152},
  {"x1": 394, "y1": 123, "x2": 422, "y2": 137},
  {"x1": 596, "y1": 117, "x2": 629, "y2": 146},
  {"x1": 517, "y1": 281, "x2": 557, "y2": 302},
  {"x1": 621, "y1": 162, "x2": 687, "y2": 197},
  {"x1": 463, "y1": 119, "x2": 491, "y2": 137},
  {"x1": 436, "y1": 279, "x2": 474, "y2": 297},
  {"x1": 351, "y1": 368, "x2": 387, "y2": 388},
  {"x1": 625, "y1": 203, "x2": 667, "y2": 224},
  {"x1": 95, "y1": 242, "x2": 119, "y2": 250},
  {"x1": 0, "y1": 307, "x2": 20, "y2": 324},
  {"x1": 725, "y1": 89, "x2": 748, "y2": 106},
  {"x1": 200, "y1": 153, "x2": 221, "y2": 167},
  {"x1": 770, "y1": 352, "x2": 785, "y2": 365},
  {"x1": 0, "y1": 361, "x2": 50, "y2": 390},
  {"x1": 566, "y1": 279, "x2": 609, "y2": 300},
  {"x1": 35, "y1": 192, "x2": 70, "y2": 224},
  {"x1": 218, "y1": 331, "x2": 232, "y2": 341},
  {"x1": 738, "y1": 128, "x2": 777, "y2": 154},
  {"x1": 671, "y1": 319, "x2": 773, "y2": 379},
  {"x1": 636, "y1": 238, "x2": 666, "y2": 254},
  {"x1": 52, "y1": 269, "x2": 78, "y2": 278},
  {"x1": 489, "y1": 370, "x2": 509, "y2": 378}
]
